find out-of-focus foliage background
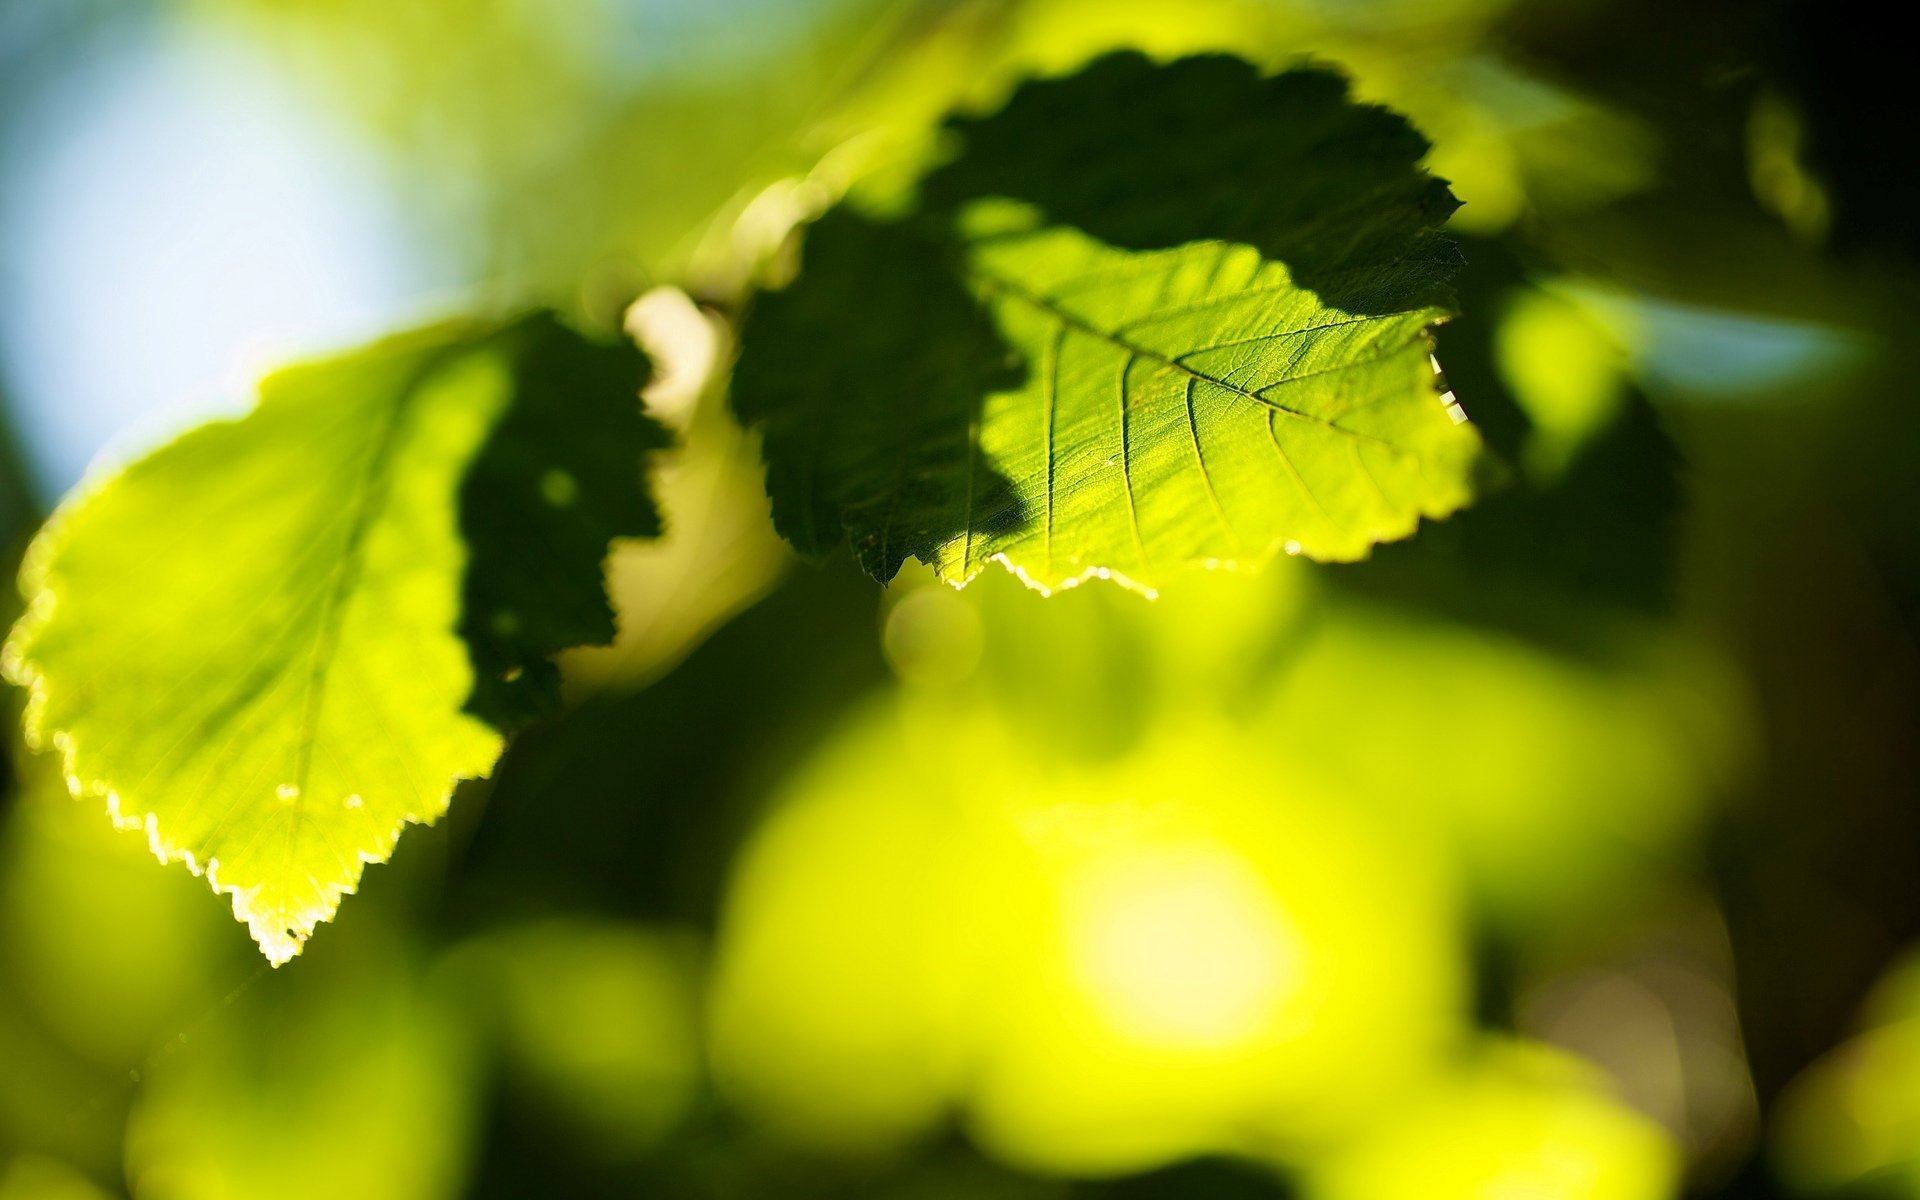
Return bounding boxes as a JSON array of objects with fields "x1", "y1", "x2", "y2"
[{"x1": 1, "y1": 0, "x2": 1916, "y2": 1196}]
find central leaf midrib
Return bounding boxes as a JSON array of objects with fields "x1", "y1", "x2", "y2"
[{"x1": 290, "y1": 343, "x2": 471, "y2": 803}]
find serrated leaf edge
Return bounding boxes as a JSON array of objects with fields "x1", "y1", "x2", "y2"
[
  {"x1": 929, "y1": 338, "x2": 1472, "y2": 599},
  {"x1": 0, "y1": 361, "x2": 505, "y2": 967}
]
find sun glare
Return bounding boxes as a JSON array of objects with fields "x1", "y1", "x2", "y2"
[{"x1": 1062, "y1": 843, "x2": 1305, "y2": 1053}]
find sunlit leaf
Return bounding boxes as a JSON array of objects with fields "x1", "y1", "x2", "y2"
[
  {"x1": 734, "y1": 55, "x2": 1481, "y2": 592},
  {"x1": 2, "y1": 314, "x2": 657, "y2": 964}
]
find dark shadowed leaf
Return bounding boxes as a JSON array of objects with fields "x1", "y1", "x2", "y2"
[
  {"x1": 734, "y1": 55, "x2": 1480, "y2": 592},
  {"x1": 458, "y1": 314, "x2": 669, "y2": 728}
]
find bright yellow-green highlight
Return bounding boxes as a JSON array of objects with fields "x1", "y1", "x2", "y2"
[
  {"x1": 561, "y1": 294, "x2": 787, "y2": 697},
  {"x1": 1256, "y1": 605, "x2": 1739, "y2": 929},
  {"x1": 1061, "y1": 842, "x2": 1304, "y2": 1053},
  {"x1": 1495, "y1": 284, "x2": 1633, "y2": 481},
  {"x1": 1309, "y1": 1040, "x2": 1682, "y2": 1200},
  {"x1": 708, "y1": 695, "x2": 1467, "y2": 1176},
  {"x1": 1772, "y1": 949, "x2": 1920, "y2": 1197},
  {"x1": 706, "y1": 703, "x2": 980, "y2": 1155},
  {"x1": 742, "y1": 557, "x2": 1741, "y2": 1184}
]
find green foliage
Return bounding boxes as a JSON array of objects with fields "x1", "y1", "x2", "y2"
[
  {"x1": 2, "y1": 314, "x2": 658, "y2": 964},
  {"x1": 124, "y1": 940, "x2": 479, "y2": 1200},
  {"x1": 734, "y1": 54, "x2": 1481, "y2": 591},
  {"x1": 8, "y1": 1, "x2": 1919, "y2": 1194},
  {"x1": 920, "y1": 55, "x2": 1464, "y2": 312},
  {"x1": 732, "y1": 209, "x2": 1028, "y2": 583},
  {"x1": 457, "y1": 314, "x2": 667, "y2": 727},
  {"x1": 0, "y1": 51, "x2": 1487, "y2": 966}
]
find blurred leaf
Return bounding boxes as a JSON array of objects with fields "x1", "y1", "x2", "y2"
[
  {"x1": 442, "y1": 921, "x2": 704, "y2": 1162},
  {"x1": 123, "y1": 939, "x2": 478, "y2": 1200},
  {"x1": 1254, "y1": 604, "x2": 1738, "y2": 930},
  {"x1": 1306, "y1": 1039, "x2": 1680, "y2": 1200},
  {"x1": 1771, "y1": 948, "x2": 1920, "y2": 1197},
  {"x1": 0, "y1": 986, "x2": 124, "y2": 1177},
  {"x1": 735, "y1": 55, "x2": 1480, "y2": 591},
  {"x1": 881, "y1": 556, "x2": 1314, "y2": 762},
  {"x1": 709, "y1": 694, "x2": 1467, "y2": 1173},
  {"x1": 0, "y1": 768, "x2": 231, "y2": 1071},
  {"x1": 2, "y1": 314, "x2": 656, "y2": 964},
  {"x1": 1493, "y1": 285, "x2": 1631, "y2": 482},
  {"x1": 1330, "y1": 238, "x2": 1689, "y2": 634},
  {"x1": 0, "y1": 1157, "x2": 113, "y2": 1200},
  {"x1": 441, "y1": 551, "x2": 889, "y2": 935}
]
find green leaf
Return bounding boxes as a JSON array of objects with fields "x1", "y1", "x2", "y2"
[
  {"x1": 920, "y1": 54, "x2": 1465, "y2": 316},
  {"x1": 732, "y1": 210, "x2": 1028, "y2": 583},
  {"x1": 2, "y1": 313, "x2": 657, "y2": 964},
  {"x1": 457, "y1": 313, "x2": 667, "y2": 727},
  {"x1": 734, "y1": 54, "x2": 1481, "y2": 593}
]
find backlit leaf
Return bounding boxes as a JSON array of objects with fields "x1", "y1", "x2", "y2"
[
  {"x1": 3, "y1": 314, "x2": 657, "y2": 964},
  {"x1": 734, "y1": 54, "x2": 1481, "y2": 593}
]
